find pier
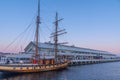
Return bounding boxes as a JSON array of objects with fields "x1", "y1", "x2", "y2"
[
  {"x1": 57, "y1": 53, "x2": 120, "y2": 66},
  {"x1": 69, "y1": 59, "x2": 120, "y2": 66}
]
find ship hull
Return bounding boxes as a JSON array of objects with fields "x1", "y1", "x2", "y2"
[{"x1": 0, "y1": 62, "x2": 68, "y2": 73}]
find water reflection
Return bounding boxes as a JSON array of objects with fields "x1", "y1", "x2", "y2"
[{"x1": 0, "y1": 69, "x2": 68, "y2": 80}]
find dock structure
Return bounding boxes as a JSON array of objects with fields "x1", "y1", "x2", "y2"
[
  {"x1": 58, "y1": 54, "x2": 120, "y2": 66},
  {"x1": 0, "y1": 42, "x2": 120, "y2": 65}
]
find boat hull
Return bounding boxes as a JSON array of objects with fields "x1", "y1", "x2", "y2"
[{"x1": 0, "y1": 62, "x2": 68, "y2": 73}]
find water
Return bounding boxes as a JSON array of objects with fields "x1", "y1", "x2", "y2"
[{"x1": 1, "y1": 62, "x2": 120, "y2": 80}]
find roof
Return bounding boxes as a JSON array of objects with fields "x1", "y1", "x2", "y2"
[{"x1": 24, "y1": 41, "x2": 116, "y2": 56}]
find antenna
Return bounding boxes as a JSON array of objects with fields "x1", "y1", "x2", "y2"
[{"x1": 21, "y1": 45, "x2": 22, "y2": 52}]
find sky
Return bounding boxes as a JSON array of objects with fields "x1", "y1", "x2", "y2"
[{"x1": 0, "y1": 0, "x2": 120, "y2": 54}]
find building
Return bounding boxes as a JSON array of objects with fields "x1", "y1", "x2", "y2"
[
  {"x1": 0, "y1": 41, "x2": 119, "y2": 65},
  {"x1": 24, "y1": 41, "x2": 119, "y2": 65}
]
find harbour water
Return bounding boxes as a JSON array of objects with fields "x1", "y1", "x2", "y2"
[{"x1": 0, "y1": 62, "x2": 120, "y2": 80}]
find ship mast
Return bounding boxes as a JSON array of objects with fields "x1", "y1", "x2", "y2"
[
  {"x1": 35, "y1": 0, "x2": 40, "y2": 57},
  {"x1": 54, "y1": 12, "x2": 66, "y2": 60},
  {"x1": 54, "y1": 12, "x2": 58, "y2": 60}
]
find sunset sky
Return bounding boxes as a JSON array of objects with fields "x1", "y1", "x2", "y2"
[{"x1": 0, "y1": 0, "x2": 120, "y2": 54}]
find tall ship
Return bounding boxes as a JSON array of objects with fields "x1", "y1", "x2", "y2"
[{"x1": 0, "y1": 0, "x2": 69, "y2": 73}]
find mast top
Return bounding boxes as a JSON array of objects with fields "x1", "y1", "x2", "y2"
[{"x1": 37, "y1": 0, "x2": 40, "y2": 23}]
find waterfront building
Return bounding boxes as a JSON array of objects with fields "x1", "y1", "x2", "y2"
[
  {"x1": 0, "y1": 41, "x2": 119, "y2": 65},
  {"x1": 24, "y1": 42, "x2": 119, "y2": 65}
]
